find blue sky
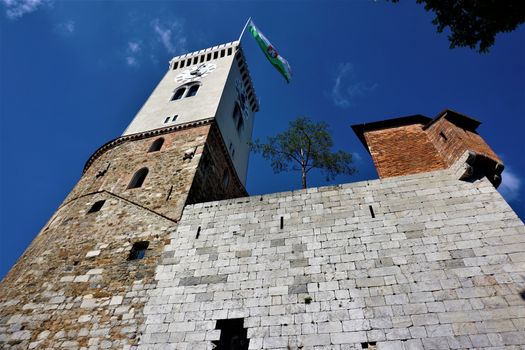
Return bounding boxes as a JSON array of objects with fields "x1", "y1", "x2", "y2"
[{"x1": 1, "y1": 1, "x2": 524, "y2": 279}]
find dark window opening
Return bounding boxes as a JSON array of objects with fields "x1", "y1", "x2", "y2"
[
  {"x1": 361, "y1": 342, "x2": 377, "y2": 349},
  {"x1": 220, "y1": 49, "x2": 225, "y2": 57},
  {"x1": 233, "y1": 103, "x2": 243, "y2": 133},
  {"x1": 280, "y1": 216, "x2": 284, "y2": 229},
  {"x1": 193, "y1": 56, "x2": 198, "y2": 64},
  {"x1": 227, "y1": 47, "x2": 232, "y2": 56},
  {"x1": 173, "y1": 61, "x2": 178, "y2": 70},
  {"x1": 439, "y1": 131, "x2": 448, "y2": 141},
  {"x1": 207, "y1": 53, "x2": 212, "y2": 61},
  {"x1": 187, "y1": 84, "x2": 199, "y2": 97},
  {"x1": 369, "y1": 205, "x2": 375, "y2": 218},
  {"x1": 213, "y1": 318, "x2": 249, "y2": 350},
  {"x1": 200, "y1": 55, "x2": 205, "y2": 63},
  {"x1": 213, "y1": 51, "x2": 218, "y2": 59},
  {"x1": 180, "y1": 60, "x2": 185, "y2": 68},
  {"x1": 148, "y1": 138, "x2": 164, "y2": 153},
  {"x1": 196, "y1": 226, "x2": 201, "y2": 239},
  {"x1": 172, "y1": 87, "x2": 186, "y2": 101},
  {"x1": 164, "y1": 116, "x2": 171, "y2": 123},
  {"x1": 236, "y1": 115, "x2": 244, "y2": 133},
  {"x1": 186, "y1": 58, "x2": 191, "y2": 66},
  {"x1": 172, "y1": 115, "x2": 178, "y2": 122},
  {"x1": 222, "y1": 170, "x2": 230, "y2": 188},
  {"x1": 88, "y1": 200, "x2": 105, "y2": 213},
  {"x1": 128, "y1": 241, "x2": 149, "y2": 260},
  {"x1": 128, "y1": 168, "x2": 149, "y2": 189}
]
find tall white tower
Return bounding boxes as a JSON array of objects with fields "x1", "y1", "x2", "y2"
[{"x1": 124, "y1": 41, "x2": 259, "y2": 185}]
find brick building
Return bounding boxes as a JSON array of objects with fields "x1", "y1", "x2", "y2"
[{"x1": 0, "y1": 41, "x2": 524, "y2": 350}]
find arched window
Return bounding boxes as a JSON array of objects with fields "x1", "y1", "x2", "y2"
[
  {"x1": 222, "y1": 169, "x2": 230, "y2": 188},
  {"x1": 186, "y1": 84, "x2": 199, "y2": 97},
  {"x1": 128, "y1": 168, "x2": 149, "y2": 189},
  {"x1": 148, "y1": 138, "x2": 164, "y2": 153},
  {"x1": 233, "y1": 103, "x2": 244, "y2": 133},
  {"x1": 172, "y1": 87, "x2": 186, "y2": 101}
]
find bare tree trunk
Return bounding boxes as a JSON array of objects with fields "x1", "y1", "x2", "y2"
[{"x1": 300, "y1": 148, "x2": 307, "y2": 189}]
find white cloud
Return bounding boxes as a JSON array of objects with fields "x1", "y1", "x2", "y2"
[
  {"x1": 352, "y1": 152, "x2": 363, "y2": 162},
  {"x1": 128, "y1": 41, "x2": 141, "y2": 53},
  {"x1": 55, "y1": 20, "x2": 75, "y2": 35},
  {"x1": 1, "y1": 0, "x2": 49, "y2": 19},
  {"x1": 330, "y1": 62, "x2": 376, "y2": 108},
  {"x1": 126, "y1": 56, "x2": 138, "y2": 67},
  {"x1": 498, "y1": 167, "x2": 522, "y2": 202},
  {"x1": 151, "y1": 19, "x2": 186, "y2": 55}
]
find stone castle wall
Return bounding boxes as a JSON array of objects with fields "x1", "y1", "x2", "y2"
[
  {"x1": 0, "y1": 122, "x2": 247, "y2": 349},
  {"x1": 139, "y1": 159, "x2": 525, "y2": 350}
]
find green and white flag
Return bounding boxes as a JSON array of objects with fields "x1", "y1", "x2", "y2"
[{"x1": 247, "y1": 19, "x2": 292, "y2": 83}]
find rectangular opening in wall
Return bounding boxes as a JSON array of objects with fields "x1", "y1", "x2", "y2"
[
  {"x1": 164, "y1": 116, "x2": 170, "y2": 123},
  {"x1": 173, "y1": 61, "x2": 178, "y2": 70},
  {"x1": 88, "y1": 200, "x2": 105, "y2": 213},
  {"x1": 207, "y1": 53, "x2": 212, "y2": 61},
  {"x1": 213, "y1": 51, "x2": 218, "y2": 59},
  {"x1": 439, "y1": 131, "x2": 448, "y2": 141},
  {"x1": 180, "y1": 60, "x2": 185, "y2": 68},
  {"x1": 369, "y1": 205, "x2": 375, "y2": 218},
  {"x1": 196, "y1": 226, "x2": 201, "y2": 239},
  {"x1": 200, "y1": 55, "x2": 205, "y2": 63},
  {"x1": 280, "y1": 216, "x2": 284, "y2": 229},
  {"x1": 172, "y1": 115, "x2": 178, "y2": 122},
  {"x1": 227, "y1": 47, "x2": 232, "y2": 56},
  {"x1": 186, "y1": 58, "x2": 192, "y2": 66},
  {"x1": 193, "y1": 56, "x2": 198, "y2": 64},
  {"x1": 220, "y1": 49, "x2": 225, "y2": 57},
  {"x1": 128, "y1": 241, "x2": 149, "y2": 260},
  {"x1": 213, "y1": 318, "x2": 249, "y2": 350}
]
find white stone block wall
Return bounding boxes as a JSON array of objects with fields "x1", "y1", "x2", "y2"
[{"x1": 139, "y1": 166, "x2": 525, "y2": 350}]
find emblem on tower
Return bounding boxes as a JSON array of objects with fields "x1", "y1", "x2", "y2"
[{"x1": 175, "y1": 63, "x2": 216, "y2": 84}]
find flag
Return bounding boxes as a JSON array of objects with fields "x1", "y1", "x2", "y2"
[{"x1": 247, "y1": 20, "x2": 292, "y2": 83}]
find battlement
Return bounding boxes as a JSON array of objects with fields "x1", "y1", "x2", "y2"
[{"x1": 168, "y1": 40, "x2": 259, "y2": 113}]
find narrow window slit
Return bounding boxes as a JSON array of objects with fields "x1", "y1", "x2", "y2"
[
  {"x1": 196, "y1": 226, "x2": 201, "y2": 239},
  {"x1": 439, "y1": 131, "x2": 448, "y2": 141},
  {"x1": 280, "y1": 216, "x2": 284, "y2": 229},
  {"x1": 166, "y1": 185, "x2": 173, "y2": 201},
  {"x1": 369, "y1": 205, "x2": 375, "y2": 218}
]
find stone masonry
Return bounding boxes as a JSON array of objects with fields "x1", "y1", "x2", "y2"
[
  {"x1": 139, "y1": 153, "x2": 524, "y2": 350},
  {"x1": 0, "y1": 121, "x2": 246, "y2": 349}
]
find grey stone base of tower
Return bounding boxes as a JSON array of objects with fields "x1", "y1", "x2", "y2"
[{"x1": 139, "y1": 152, "x2": 525, "y2": 350}]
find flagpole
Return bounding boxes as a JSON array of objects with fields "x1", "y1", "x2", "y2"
[{"x1": 238, "y1": 17, "x2": 252, "y2": 42}]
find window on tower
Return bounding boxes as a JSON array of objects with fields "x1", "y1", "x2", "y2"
[
  {"x1": 148, "y1": 138, "x2": 164, "y2": 153},
  {"x1": 172, "y1": 87, "x2": 186, "y2": 101},
  {"x1": 128, "y1": 168, "x2": 149, "y2": 189},
  {"x1": 186, "y1": 84, "x2": 199, "y2": 97},
  {"x1": 88, "y1": 200, "x2": 105, "y2": 213},
  {"x1": 233, "y1": 103, "x2": 243, "y2": 130},
  {"x1": 128, "y1": 241, "x2": 149, "y2": 260}
]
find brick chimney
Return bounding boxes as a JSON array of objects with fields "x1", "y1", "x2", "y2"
[{"x1": 352, "y1": 109, "x2": 504, "y2": 187}]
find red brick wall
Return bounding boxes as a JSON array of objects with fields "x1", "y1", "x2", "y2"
[
  {"x1": 426, "y1": 117, "x2": 501, "y2": 167},
  {"x1": 364, "y1": 124, "x2": 447, "y2": 178}
]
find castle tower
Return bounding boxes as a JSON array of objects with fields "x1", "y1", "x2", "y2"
[{"x1": 0, "y1": 41, "x2": 259, "y2": 349}]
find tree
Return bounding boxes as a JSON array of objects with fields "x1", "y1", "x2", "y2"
[
  {"x1": 251, "y1": 117, "x2": 357, "y2": 189},
  {"x1": 391, "y1": 0, "x2": 525, "y2": 53}
]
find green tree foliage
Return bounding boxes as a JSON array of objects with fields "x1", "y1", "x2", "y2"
[
  {"x1": 251, "y1": 117, "x2": 357, "y2": 189},
  {"x1": 391, "y1": 0, "x2": 525, "y2": 52}
]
